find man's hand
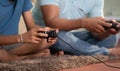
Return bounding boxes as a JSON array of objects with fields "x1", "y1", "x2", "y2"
[
  {"x1": 91, "y1": 19, "x2": 120, "y2": 40},
  {"x1": 106, "y1": 20, "x2": 120, "y2": 34},
  {"x1": 82, "y1": 17, "x2": 111, "y2": 33}
]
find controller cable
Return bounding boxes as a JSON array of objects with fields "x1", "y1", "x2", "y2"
[{"x1": 57, "y1": 36, "x2": 120, "y2": 69}]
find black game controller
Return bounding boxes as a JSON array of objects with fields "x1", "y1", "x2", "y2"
[
  {"x1": 38, "y1": 30, "x2": 57, "y2": 42},
  {"x1": 104, "y1": 21, "x2": 120, "y2": 31},
  {"x1": 46, "y1": 30, "x2": 57, "y2": 38}
]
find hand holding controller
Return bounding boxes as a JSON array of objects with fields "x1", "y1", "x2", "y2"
[
  {"x1": 46, "y1": 30, "x2": 57, "y2": 38},
  {"x1": 104, "y1": 21, "x2": 120, "y2": 31},
  {"x1": 38, "y1": 30, "x2": 57, "y2": 43}
]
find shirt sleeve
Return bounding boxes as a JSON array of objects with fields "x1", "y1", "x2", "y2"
[
  {"x1": 22, "y1": 0, "x2": 33, "y2": 12},
  {"x1": 38, "y1": 0, "x2": 59, "y2": 6},
  {"x1": 89, "y1": 0, "x2": 104, "y2": 17}
]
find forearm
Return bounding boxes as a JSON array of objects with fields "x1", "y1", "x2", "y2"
[
  {"x1": 45, "y1": 17, "x2": 86, "y2": 31},
  {"x1": 0, "y1": 35, "x2": 20, "y2": 45},
  {"x1": 41, "y1": 5, "x2": 89, "y2": 31},
  {"x1": 23, "y1": 10, "x2": 38, "y2": 31}
]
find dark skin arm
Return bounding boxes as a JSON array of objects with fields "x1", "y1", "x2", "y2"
[
  {"x1": 0, "y1": 35, "x2": 20, "y2": 45},
  {"x1": 92, "y1": 20, "x2": 120, "y2": 40},
  {"x1": 40, "y1": 5, "x2": 111, "y2": 33},
  {"x1": 40, "y1": 5, "x2": 120, "y2": 40},
  {"x1": 0, "y1": 11, "x2": 47, "y2": 45},
  {"x1": 0, "y1": 10, "x2": 58, "y2": 45}
]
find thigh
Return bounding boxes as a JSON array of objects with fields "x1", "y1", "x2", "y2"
[
  {"x1": 71, "y1": 30, "x2": 98, "y2": 45},
  {"x1": 72, "y1": 30, "x2": 119, "y2": 48},
  {"x1": 71, "y1": 30, "x2": 92, "y2": 41},
  {"x1": 51, "y1": 31, "x2": 91, "y2": 55},
  {"x1": 51, "y1": 31, "x2": 111, "y2": 55}
]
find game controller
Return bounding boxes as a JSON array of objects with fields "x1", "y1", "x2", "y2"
[
  {"x1": 104, "y1": 21, "x2": 120, "y2": 31},
  {"x1": 38, "y1": 30, "x2": 57, "y2": 42},
  {"x1": 46, "y1": 30, "x2": 57, "y2": 38}
]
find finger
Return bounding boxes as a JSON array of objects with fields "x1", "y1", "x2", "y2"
[
  {"x1": 47, "y1": 38, "x2": 57, "y2": 42},
  {"x1": 36, "y1": 32, "x2": 48, "y2": 38},
  {"x1": 45, "y1": 27, "x2": 59, "y2": 33},
  {"x1": 94, "y1": 28, "x2": 103, "y2": 33},
  {"x1": 32, "y1": 37, "x2": 43, "y2": 44},
  {"x1": 47, "y1": 39, "x2": 57, "y2": 44},
  {"x1": 95, "y1": 24, "x2": 106, "y2": 32},
  {"x1": 112, "y1": 19, "x2": 118, "y2": 23},
  {"x1": 117, "y1": 23, "x2": 120, "y2": 27},
  {"x1": 102, "y1": 22, "x2": 112, "y2": 28},
  {"x1": 94, "y1": 18, "x2": 110, "y2": 32},
  {"x1": 109, "y1": 29, "x2": 118, "y2": 34},
  {"x1": 107, "y1": 19, "x2": 118, "y2": 25},
  {"x1": 44, "y1": 27, "x2": 53, "y2": 31},
  {"x1": 55, "y1": 28, "x2": 59, "y2": 33},
  {"x1": 92, "y1": 21, "x2": 106, "y2": 33},
  {"x1": 96, "y1": 17, "x2": 105, "y2": 21},
  {"x1": 36, "y1": 27, "x2": 48, "y2": 32}
]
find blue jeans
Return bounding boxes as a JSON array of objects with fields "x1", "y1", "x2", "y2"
[{"x1": 51, "y1": 30, "x2": 119, "y2": 55}]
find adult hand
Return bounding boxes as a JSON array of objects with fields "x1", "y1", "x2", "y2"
[
  {"x1": 91, "y1": 19, "x2": 120, "y2": 40},
  {"x1": 82, "y1": 17, "x2": 111, "y2": 33},
  {"x1": 106, "y1": 19, "x2": 120, "y2": 34}
]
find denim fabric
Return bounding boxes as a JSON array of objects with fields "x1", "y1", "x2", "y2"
[{"x1": 51, "y1": 30, "x2": 118, "y2": 55}]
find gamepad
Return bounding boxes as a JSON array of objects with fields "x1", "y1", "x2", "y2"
[
  {"x1": 46, "y1": 30, "x2": 57, "y2": 38},
  {"x1": 38, "y1": 30, "x2": 57, "y2": 42},
  {"x1": 104, "y1": 21, "x2": 120, "y2": 31}
]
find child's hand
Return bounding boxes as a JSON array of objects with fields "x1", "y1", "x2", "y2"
[{"x1": 21, "y1": 27, "x2": 58, "y2": 44}]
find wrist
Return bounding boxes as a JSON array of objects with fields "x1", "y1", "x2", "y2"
[
  {"x1": 31, "y1": 25, "x2": 39, "y2": 29},
  {"x1": 17, "y1": 34, "x2": 24, "y2": 43},
  {"x1": 80, "y1": 18, "x2": 87, "y2": 28}
]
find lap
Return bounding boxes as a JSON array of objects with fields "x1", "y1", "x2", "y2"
[{"x1": 55, "y1": 30, "x2": 118, "y2": 49}]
